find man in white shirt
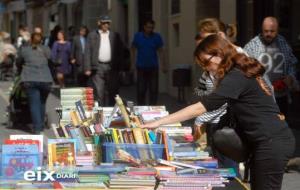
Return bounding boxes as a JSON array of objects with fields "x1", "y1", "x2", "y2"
[{"x1": 84, "y1": 15, "x2": 126, "y2": 106}]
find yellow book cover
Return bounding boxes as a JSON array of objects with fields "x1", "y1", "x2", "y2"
[
  {"x1": 117, "y1": 129, "x2": 124, "y2": 143},
  {"x1": 144, "y1": 129, "x2": 152, "y2": 144},
  {"x1": 48, "y1": 144, "x2": 53, "y2": 167},
  {"x1": 70, "y1": 110, "x2": 81, "y2": 126},
  {"x1": 115, "y1": 95, "x2": 131, "y2": 128},
  {"x1": 112, "y1": 128, "x2": 119, "y2": 144},
  {"x1": 132, "y1": 128, "x2": 145, "y2": 144},
  {"x1": 53, "y1": 142, "x2": 76, "y2": 166}
]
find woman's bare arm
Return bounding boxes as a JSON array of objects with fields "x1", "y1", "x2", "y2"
[{"x1": 141, "y1": 102, "x2": 207, "y2": 129}]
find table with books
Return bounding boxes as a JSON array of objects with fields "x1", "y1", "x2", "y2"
[{"x1": 0, "y1": 87, "x2": 248, "y2": 190}]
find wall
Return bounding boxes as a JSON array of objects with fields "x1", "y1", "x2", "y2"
[{"x1": 82, "y1": 0, "x2": 107, "y2": 31}]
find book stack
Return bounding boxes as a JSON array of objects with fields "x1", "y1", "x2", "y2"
[
  {"x1": 172, "y1": 143, "x2": 211, "y2": 161},
  {"x1": 60, "y1": 87, "x2": 94, "y2": 111},
  {"x1": 73, "y1": 164, "x2": 125, "y2": 189},
  {"x1": 76, "y1": 151, "x2": 96, "y2": 166},
  {"x1": 106, "y1": 174, "x2": 156, "y2": 189},
  {"x1": 157, "y1": 170, "x2": 230, "y2": 189},
  {"x1": 158, "y1": 126, "x2": 193, "y2": 143}
]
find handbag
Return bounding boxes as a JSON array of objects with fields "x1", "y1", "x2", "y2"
[
  {"x1": 212, "y1": 106, "x2": 249, "y2": 162},
  {"x1": 53, "y1": 57, "x2": 62, "y2": 66}
]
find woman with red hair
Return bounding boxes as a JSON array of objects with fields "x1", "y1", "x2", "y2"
[{"x1": 142, "y1": 34, "x2": 295, "y2": 190}]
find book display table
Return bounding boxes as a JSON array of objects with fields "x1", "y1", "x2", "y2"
[{"x1": 0, "y1": 89, "x2": 249, "y2": 189}]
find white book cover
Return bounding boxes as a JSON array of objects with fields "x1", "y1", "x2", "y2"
[{"x1": 10, "y1": 135, "x2": 45, "y2": 153}]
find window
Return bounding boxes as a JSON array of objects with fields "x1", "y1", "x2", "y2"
[
  {"x1": 171, "y1": 0, "x2": 180, "y2": 15},
  {"x1": 172, "y1": 23, "x2": 180, "y2": 47}
]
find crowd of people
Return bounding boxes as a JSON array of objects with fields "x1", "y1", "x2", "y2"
[
  {"x1": 0, "y1": 15, "x2": 166, "y2": 134},
  {"x1": 0, "y1": 14, "x2": 299, "y2": 189}
]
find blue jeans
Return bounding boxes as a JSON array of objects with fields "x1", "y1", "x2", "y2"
[{"x1": 23, "y1": 82, "x2": 51, "y2": 133}]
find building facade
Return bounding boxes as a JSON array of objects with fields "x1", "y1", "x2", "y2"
[{"x1": 0, "y1": 0, "x2": 299, "y2": 100}]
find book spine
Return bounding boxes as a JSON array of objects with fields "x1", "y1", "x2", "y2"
[
  {"x1": 70, "y1": 110, "x2": 81, "y2": 126},
  {"x1": 132, "y1": 128, "x2": 145, "y2": 144},
  {"x1": 115, "y1": 95, "x2": 131, "y2": 128},
  {"x1": 111, "y1": 128, "x2": 119, "y2": 144},
  {"x1": 75, "y1": 100, "x2": 87, "y2": 121}
]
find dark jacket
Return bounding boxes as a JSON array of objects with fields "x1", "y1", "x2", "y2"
[
  {"x1": 71, "y1": 35, "x2": 86, "y2": 73},
  {"x1": 84, "y1": 30, "x2": 125, "y2": 72}
]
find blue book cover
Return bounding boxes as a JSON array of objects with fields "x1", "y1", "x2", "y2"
[
  {"x1": 69, "y1": 128, "x2": 88, "y2": 152},
  {"x1": 75, "y1": 100, "x2": 87, "y2": 121},
  {"x1": 1, "y1": 144, "x2": 40, "y2": 179}
]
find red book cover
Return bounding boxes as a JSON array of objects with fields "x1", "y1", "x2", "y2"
[
  {"x1": 53, "y1": 181, "x2": 63, "y2": 189},
  {"x1": 4, "y1": 139, "x2": 40, "y2": 150},
  {"x1": 85, "y1": 87, "x2": 93, "y2": 94}
]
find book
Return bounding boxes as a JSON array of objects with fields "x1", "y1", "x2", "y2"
[
  {"x1": 48, "y1": 141, "x2": 76, "y2": 167},
  {"x1": 132, "y1": 128, "x2": 145, "y2": 144},
  {"x1": 75, "y1": 100, "x2": 88, "y2": 121},
  {"x1": 9, "y1": 135, "x2": 44, "y2": 153},
  {"x1": 162, "y1": 131, "x2": 170, "y2": 160},
  {"x1": 1, "y1": 144, "x2": 40, "y2": 179},
  {"x1": 4, "y1": 139, "x2": 40, "y2": 150},
  {"x1": 114, "y1": 95, "x2": 131, "y2": 128},
  {"x1": 140, "y1": 111, "x2": 169, "y2": 123},
  {"x1": 70, "y1": 110, "x2": 81, "y2": 126},
  {"x1": 111, "y1": 128, "x2": 119, "y2": 144},
  {"x1": 51, "y1": 123, "x2": 61, "y2": 138},
  {"x1": 69, "y1": 128, "x2": 88, "y2": 152},
  {"x1": 48, "y1": 139, "x2": 77, "y2": 154}
]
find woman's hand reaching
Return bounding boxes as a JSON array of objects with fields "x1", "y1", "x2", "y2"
[{"x1": 140, "y1": 121, "x2": 161, "y2": 129}]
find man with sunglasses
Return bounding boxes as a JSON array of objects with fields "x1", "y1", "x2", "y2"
[{"x1": 84, "y1": 15, "x2": 125, "y2": 106}]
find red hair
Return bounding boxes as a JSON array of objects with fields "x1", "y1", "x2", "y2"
[{"x1": 194, "y1": 34, "x2": 271, "y2": 96}]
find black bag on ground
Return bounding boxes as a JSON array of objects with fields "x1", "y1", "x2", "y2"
[
  {"x1": 213, "y1": 126, "x2": 249, "y2": 162},
  {"x1": 212, "y1": 106, "x2": 249, "y2": 162}
]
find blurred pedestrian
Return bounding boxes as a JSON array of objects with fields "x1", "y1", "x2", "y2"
[
  {"x1": 16, "y1": 24, "x2": 30, "y2": 48},
  {"x1": 71, "y1": 25, "x2": 89, "y2": 86},
  {"x1": 17, "y1": 32, "x2": 53, "y2": 134},
  {"x1": 48, "y1": 25, "x2": 62, "y2": 49},
  {"x1": 84, "y1": 15, "x2": 125, "y2": 106},
  {"x1": 0, "y1": 32, "x2": 17, "y2": 79},
  {"x1": 51, "y1": 30, "x2": 72, "y2": 88},
  {"x1": 67, "y1": 25, "x2": 76, "y2": 43},
  {"x1": 34, "y1": 26, "x2": 47, "y2": 45},
  {"x1": 244, "y1": 17, "x2": 299, "y2": 115},
  {"x1": 131, "y1": 19, "x2": 166, "y2": 105}
]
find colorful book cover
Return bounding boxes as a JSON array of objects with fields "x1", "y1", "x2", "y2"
[
  {"x1": 1, "y1": 144, "x2": 40, "y2": 179},
  {"x1": 4, "y1": 139, "x2": 40, "y2": 151},
  {"x1": 75, "y1": 100, "x2": 88, "y2": 121},
  {"x1": 48, "y1": 139, "x2": 77, "y2": 154},
  {"x1": 48, "y1": 141, "x2": 76, "y2": 167},
  {"x1": 9, "y1": 135, "x2": 44, "y2": 153},
  {"x1": 69, "y1": 128, "x2": 88, "y2": 152}
]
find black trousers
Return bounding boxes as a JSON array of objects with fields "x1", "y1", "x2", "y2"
[
  {"x1": 250, "y1": 128, "x2": 295, "y2": 190},
  {"x1": 276, "y1": 96, "x2": 288, "y2": 116},
  {"x1": 137, "y1": 68, "x2": 158, "y2": 105},
  {"x1": 89, "y1": 64, "x2": 119, "y2": 106}
]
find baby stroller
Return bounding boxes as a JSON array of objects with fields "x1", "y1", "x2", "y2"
[{"x1": 7, "y1": 76, "x2": 31, "y2": 129}]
